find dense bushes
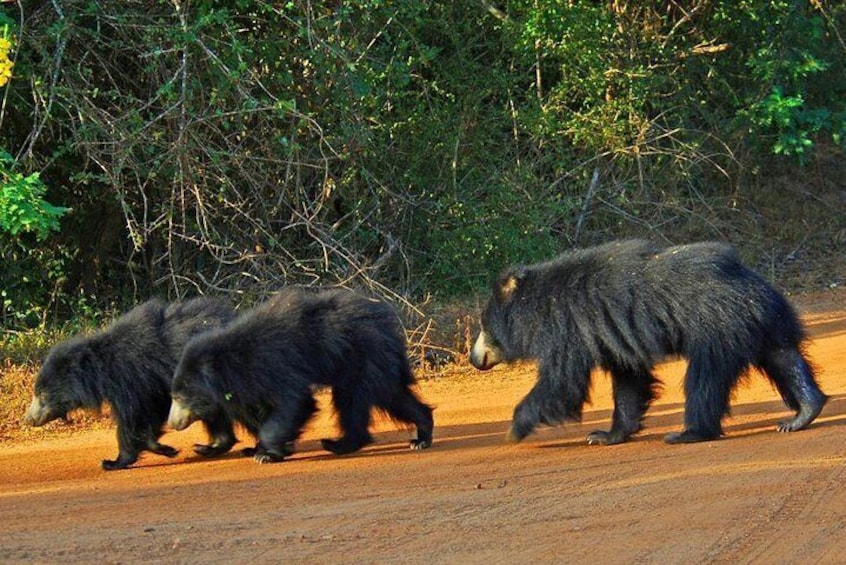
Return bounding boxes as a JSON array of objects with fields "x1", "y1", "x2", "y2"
[{"x1": 1, "y1": 1, "x2": 844, "y2": 329}]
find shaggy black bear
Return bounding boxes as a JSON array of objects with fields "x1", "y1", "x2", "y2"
[
  {"x1": 24, "y1": 298, "x2": 237, "y2": 470},
  {"x1": 470, "y1": 240, "x2": 827, "y2": 445},
  {"x1": 167, "y1": 287, "x2": 434, "y2": 463}
]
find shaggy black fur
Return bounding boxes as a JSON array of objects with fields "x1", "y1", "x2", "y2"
[
  {"x1": 470, "y1": 240, "x2": 827, "y2": 445},
  {"x1": 24, "y1": 298, "x2": 237, "y2": 470},
  {"x1": 168, "y1": 287, "x2": 434, "y2": 463}
]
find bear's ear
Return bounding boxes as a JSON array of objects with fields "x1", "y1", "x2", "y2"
[{"x1": 497, "y1": 267, "x2": 525, "y2": 301}]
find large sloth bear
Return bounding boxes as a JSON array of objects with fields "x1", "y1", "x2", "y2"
[
  {"x1": 167, "y1": 287, "x2": 434, "y2": 463},
  {"x1": 24, "y1": 298, "x2": 237, "y2": 470},
  {"x1": 470, "y1": 240, "x2": 827, "y2": 446}
]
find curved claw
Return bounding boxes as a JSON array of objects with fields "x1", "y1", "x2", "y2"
[
  {"x1": 586, "y1": 431, "x2": 609, "y2": 446},
  {"x1": 409, "y1": 439, "x2": 432, "y2": 450}
]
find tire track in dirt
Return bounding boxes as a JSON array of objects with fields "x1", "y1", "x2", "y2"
[
  {"x1": 703, "y1": 430, "x2": 846, "y2": 563},
  {"x1": 700, "y1": 306, "x2": 846, "y2": 564}
]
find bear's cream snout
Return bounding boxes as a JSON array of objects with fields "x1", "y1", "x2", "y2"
[{"x1": 470, "y1": 330, "x2": 502, "y2": 371}]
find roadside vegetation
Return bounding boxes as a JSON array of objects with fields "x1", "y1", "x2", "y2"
[{"x1": 1, "y1": 2, "x2": 845, "y2": 433}]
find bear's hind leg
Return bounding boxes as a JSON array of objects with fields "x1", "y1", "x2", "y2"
[
  {"x1": 382, "y1": 388, "x2": 434, "y2": 450},
  {"x1": 759, "y1": 347, "x2": 827, "y2": 432},
  {"x1": 194, "y1": 410, "x2": 237, "y2": 457},
  {"x1": 102, "y1": 449, "x2": 140, "y2": 471},
  {"x1": 103, "y1": 404, "x2": 176, "y2": 470},
  {"x1": 144, "y1": 413, "x2": 179, "y2": 459},
  {"x1": 322, "y1": 387, "x2": 373, "y2": 455},
  {"x1": 588, "y1": 366, "x2": 657, "y2": 446},
  {"x1": 146, "y1": 440, "x2": 179, "y2": 458},
  {"x1": 665, "y1": 352, "x2": 744, "y2": 444}
]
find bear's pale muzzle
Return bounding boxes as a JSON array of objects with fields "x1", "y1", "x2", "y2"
[
  {"x1": 167, "y1": 398, "x2": 196, "y2": 431},
  {"x1": 470, "y1": 330, "x2": 502, "y2": 370}
]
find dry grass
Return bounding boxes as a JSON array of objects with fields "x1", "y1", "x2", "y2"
[{"x1": 0, "y1": 361, "x2": 36, "y2": 440}]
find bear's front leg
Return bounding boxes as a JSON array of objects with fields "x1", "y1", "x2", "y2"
[
  {"x1": 242, "y1": 440, "x2": 295, "y2": 462},
  {"x1": 254, "y1": 412, "x2": 302, "y2": 464},
  {"x1": 507, "y1": 397, "x2": 541, "y2": 443},
  {"x1": 194, "y1": 411, "x2": 237, "y2": 457},
  {"x1": 508, "y1": 362, "x2": 589, "y2": 443}
]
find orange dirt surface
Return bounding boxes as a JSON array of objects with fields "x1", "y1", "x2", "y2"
[{"x1": 1, "y1": 289, "x2": 845, "y2": 564}]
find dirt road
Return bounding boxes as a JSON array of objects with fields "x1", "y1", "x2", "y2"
[{"x1": 1, "y1": 290, "x2": 845, "y2": 564}]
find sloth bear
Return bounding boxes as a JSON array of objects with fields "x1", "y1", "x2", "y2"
[
  {"x1": 470, "y1": 240, "x2": 826, "y2": 446},
  {"x1": 167, "y1": 287, "x2": 434, "y2": 463},
  {"x1": 24, "y1": 298, "x2": 237, "y2": 470}
]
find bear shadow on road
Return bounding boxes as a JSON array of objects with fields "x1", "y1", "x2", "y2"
[
  {"x1": 535, "y1": 394, "x2": 846, "y2": 449},
  {"x1": 159, "y1": 394, "x2": 846, "y2": 467}
]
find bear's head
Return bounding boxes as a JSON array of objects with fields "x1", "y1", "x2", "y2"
[
  {"x1": 168, "y1": 338, "x2": 230, "y2": 431},
  {"x1": 469, "y1": 268, "x2": 527, "y2": 370},
  {"x1": 24, "y1": 337, "x2": 100, "y2": 427}
]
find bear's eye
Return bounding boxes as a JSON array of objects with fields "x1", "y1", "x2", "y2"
[{"x1": 38, "y1": 390, "x2": 56, "y2": 403}]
